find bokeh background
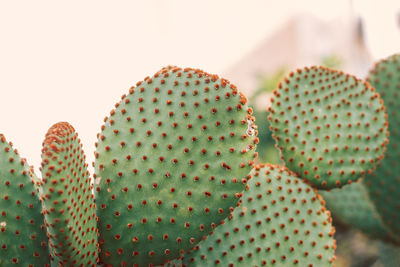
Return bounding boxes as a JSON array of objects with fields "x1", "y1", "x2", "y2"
[{"x1": 0, "y1": 1, "x2": 399, "y2": 266}]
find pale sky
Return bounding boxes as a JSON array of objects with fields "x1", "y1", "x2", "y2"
[{"x1": 0, "y1": 0, "x2": 398, "y2": 174}]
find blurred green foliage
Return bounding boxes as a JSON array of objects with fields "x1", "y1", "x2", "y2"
[
  {"x1": 251, "y1": 67, "x2": 287, "y2": 164},
  {"x1": 321, "y1": 54, "x2": 343, "y2": 69},
  {"x1": 250, "y1": 66, "x2": 287, "y2": 103},
  {"x1": 253, "y1": 110, "x2": 279, "y2": 164}
]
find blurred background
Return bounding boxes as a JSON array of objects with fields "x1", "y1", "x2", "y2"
[{"x1": 0, "y1": 1, "x2": 399, "y2": 266}]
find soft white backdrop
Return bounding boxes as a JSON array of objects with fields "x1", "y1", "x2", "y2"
[{"x1": 0, "y1": 0, "x2": 398, "y2": 174}]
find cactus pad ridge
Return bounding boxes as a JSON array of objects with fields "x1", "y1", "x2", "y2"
[
  {"x1": 40, "y1": 122, "x2": 99, "y2": 266},
  {"x1": 0, "y1": 134, "x2": 50, "y2": 266},
  {"x1": 268, "y1": 66, "x2": 389, "y2": 189},
  {"x1": 94, "y1": 66, "x2": 258, "y2": 265},
  {"x1": 365, "y1": 54, "x2": 400, "y2": 239},
  {"x1": 183, "y1": 164, "x2": 336, "y2": 266}
]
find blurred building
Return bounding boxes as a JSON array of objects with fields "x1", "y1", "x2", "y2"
[{"x1": 224, "y1": 13, "x2": 372, "y2": 97}]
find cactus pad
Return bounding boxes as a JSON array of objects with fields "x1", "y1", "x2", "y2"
[
  {"x1": 378, "y1": 242, "x2": 400, "y2": 267},
  {"x1": 183, "y1": 164, "x2": 336, "y2": 266},
  {"x1": 320, "y1": 181, "x2": 394, "y2": 242},
  {"x1": 268, "y1": 66, "x2": 388, "y2": 189},
  {"x1": 94, "y1": 66, "x2": 258, "y2": 265},
  {"x1": 0, "y1": 134, "x2": 50, "y2": 266},
  {"x1": 365, "y1": 54, "x2": 400, "y2": 239},
  {"x1": 40, "y1": 122, "x2": 99, "y2": 266}
]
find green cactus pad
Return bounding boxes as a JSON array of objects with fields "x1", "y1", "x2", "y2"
[
  {"x1": 268, "y1": 66, "x2": 388, "y2": 189},
  {"x1": 378, "y1": 242, "x2": 400, "y2": 267},
  {"x1": 40, "y1": 122, "x2": 99, "y2": 266},
  {"x1": 183, "y1": 164, "x2": 336, "y2": 266},
  {"x1": 0, "y1": 134, "x2": 50, "y2": 266},
  {"x1": 94, "y1": 66, "x2": 258, "y2": 265},
  {"x1": 365, "y1": 54, "x2": 400, "y2": 239},
  {"x1": 320, "y1": 181, "x2": 394, "y2": 242}
]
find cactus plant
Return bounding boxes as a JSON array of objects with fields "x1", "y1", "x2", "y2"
[
  {"x1": 364, "y1": 54, "x2": 400, "y2": 240},
  {"x1": 0, "y1": 134, "x2": 50, "y2": 266},
  {"x1": 267, "y1": 66, "x2": 389, "y2": 189},
  {"x1": 40, "y1": 122, "x2": 99, "y2": 266},
  {"x1": 2, "y1": 58, "x2": 397, "y2": 266},
  {"x1": 94, "y1": 66, "x2": 258, "y2": 265},
  {"x1": 183, "y1": 164, "x2": 336, "y2": 266}
]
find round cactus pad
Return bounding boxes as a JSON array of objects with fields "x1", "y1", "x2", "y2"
[
  {"x1": 0, "y1": 134, "x2": 50, "y2": 266},
  {"x1": 40, "y1": 122, "x2": 99, "y2": 266},
  {"x1": 320, "y1": 181, "x2": 394, "y2": 242},
  {"x1": 268, "y1": 66, "x2": 388, "y2": 189},
  {"x1": 365, "y1": 54, "x2": 400, "y2": 240},
  {"x1": 183, "y1": 164, "x2": 336, "y2": 266},
  {"x1": 94, "y1": 66, "x2": 258, "y2": 265}
]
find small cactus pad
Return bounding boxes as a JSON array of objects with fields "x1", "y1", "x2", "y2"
[
  {"x1": 94, "y1": 66, "x2": 258, "y2": 265},
  {"x1": 183, "y1": 164, "x2": 336, "y2": 266},
  {"x1": 0, "y1": 134, "x2": 50, "y2": 266},
  {"x1": 40, "y1": 122, "x2": 99, "y2": 266},
  {"x1": 320, "y1": 181, "x2": 395, "y2": 242},
  {"x1": 268, "y1": 66, "x2": 388, "y2": 189},
  {"x1": 365, "y1": 54, "x2": 400, "y2": 239}
]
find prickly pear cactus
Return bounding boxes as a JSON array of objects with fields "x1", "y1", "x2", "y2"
[
  {"x1": 94, "y1": 66, "x2": 258, "y2": 265},
  {"x1": 268, "y1": 66, "x2": 388, "y2": 189},
  {"x1": 40, "y1": 122, "x2": 99, "y2": 266},
  {"x1": 320, "y1": 181, "x2": 395, "y2": 242},
  {"x1": 365, "y1": 54, "x2": 400, "y2": 239},
  {"x1": 183, "y1": 164, "x2": 336, "y2": 266},
  {"x1": 0, "y1": 134, "x2": 50, "y2": 266}
]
